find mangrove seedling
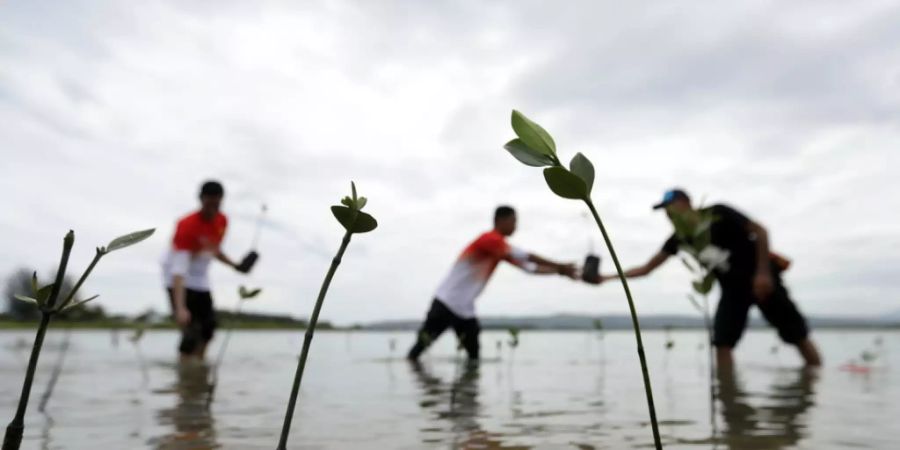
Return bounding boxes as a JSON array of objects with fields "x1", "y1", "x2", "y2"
[
  {"x1": 207, "y1": 285, "x2": 263, "y2": 405},
  {"x1": 502, "y1": 110, "x2": 662, "y2": 449},
  {"x1": 129, "y1": 324, "x2": 149, "y2": 386},
  {"x1": 507, "y1": 327, "x2": 520, "y2": 349},
  {"x1": 276, "y1": 182, "x2": 377, "y2": 450},
  {"x1": 3, "y1": 228, "x2": 154, "y2": 450},
  {"x1": 664, "y1": 326, "x2": 675, "y2": 350}
]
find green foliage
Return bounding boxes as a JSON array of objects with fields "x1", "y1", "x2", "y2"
[
  {"x1": 692, "y1": 273, "x2": 716, "y2": 296},
  {"x1": 238, "y1": 286, "x2": 263, "y2": 300},
  {"x1": 507, "y1": 327, "x2": 520, "y2": 348},
  {"x1": 510, "y1": 110, "x2": 556, "y2": 157},
  {"x1": 104, "y1": 229, "x2": 155, "y2": 254},
  {"x1": 543, "y1": 166, "x2": 588, "y2": 200},
  {"x1": 331, "y1": 182, "x2": 378, "y2": 234},
  {"x1": 504, "y1": 138, "x2": 555, "y2": 167},
  {"x1": 569, "y1": 153, "x2": 595, "y2": 196}
]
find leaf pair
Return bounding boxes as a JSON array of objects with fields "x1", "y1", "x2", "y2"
[
  {"x1": 238, "y1": 285, "x2": 263, "y2": 300},
  {"x1": 331, "y1": 181, "x2": 378, "y2": 234},
  {"x1": 503, "y1": 110, "x2": 595, "y2": 201}
]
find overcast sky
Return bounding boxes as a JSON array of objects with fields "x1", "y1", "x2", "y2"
[{"x1": 1, "y1": 0, "x2": 898, "y2": 325}]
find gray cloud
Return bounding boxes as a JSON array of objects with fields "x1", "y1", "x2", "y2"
[{"x1": 1, "y1": 0, "x2": 898, "y2": 324}]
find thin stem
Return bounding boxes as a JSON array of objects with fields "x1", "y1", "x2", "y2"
[
  {"x1": 703, "y1": 294, "x2": 717, "y2": 438},
  {"x1": 4, "y1": 231, "x2": 74, "y2": 450},
  {"x1": 208, "y1": 300, "x2": 245, "y2": 405},
  {"x1": 3, "y1": 314, "x2": 51, "y2": 450},
  {"x1": 38, "y1": 327, "x2": 72, "y2": 412},
  {"x1": 586, "y1": 201, "x2": 662, "y2": 450},
  {"x1": 277, "y1": 231, "x2": 352, "y2": 450},
  {"x1": 59, "y1": 250, "x2": 103, "y2": 310}
]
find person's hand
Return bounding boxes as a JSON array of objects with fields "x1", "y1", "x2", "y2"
[
  {"x1": 558, "y1": 263, "x2": 577, "y2": 279},
  {"x1": 175, "y1": 307, "x2": 191, "y2": 328},
  {"x1": 753, "y1": 271, "x2": 774, "y2": 303}
]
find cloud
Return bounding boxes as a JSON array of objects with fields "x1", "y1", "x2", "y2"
[{"x1": 1, "y1": 0, "x2": 898, "y2": 324}]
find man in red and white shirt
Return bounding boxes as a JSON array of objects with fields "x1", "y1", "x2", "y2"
[
  {"x1": 407, "y1": 206, "x2": 577, "y2": 361},
  {"x1": 162, "y1": 180, "x2": 247, "y2": 360}
]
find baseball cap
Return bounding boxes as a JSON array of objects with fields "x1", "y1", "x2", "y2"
[{"x1": 652, "y1": 188, "x2": 690, "y2": 210}]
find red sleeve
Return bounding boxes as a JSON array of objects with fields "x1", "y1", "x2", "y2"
[{"x1": 471, "y1": 233, "x2": 510, "y2": 259}]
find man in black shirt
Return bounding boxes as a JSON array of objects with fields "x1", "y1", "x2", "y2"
[{"x1": 595, "y1": 188, "x2": 821, "y2": 369}]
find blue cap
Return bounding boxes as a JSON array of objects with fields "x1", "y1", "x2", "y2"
[{"x1": 652, "y1": 188, "x2": 690, "y2": 210}]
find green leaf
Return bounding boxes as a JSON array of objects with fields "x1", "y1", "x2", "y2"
[
  {"x1": 62, "y1": 294, "x2": 99, "y2": 311},
  {"x1": 503, "y1": 139, "x2": 555, "y2": 167},
  {"x1": 510, "y1": 110, "x2": 556, "y2": 156},
  {"x1": 357, "y1": 197, "x2": 367, "y2": 210},
  {"x1": 36, "y1": 284, "x2": 55, "y2": 303},
  {"x1": 569, "y1": 153, "x2": 595, "y2": 196},
  {"x1": 542, "y1": 167, "x2": 587, "y2": 200},
  {"x1": 14, "y1": 294, "x2": 40, "y2": 306},
  {"x1": 331, "y1": 206, "x2": 378, "y2": 234},
  {"x1": 106, "y1": 229, "x2": 155, "y2": 253},
  {"x1": 692, "y1": 273, "x2": 716, "y2": 295},
  {"x1": 238, "y1": 285, "x2": 263, "y2": 299},
  {"x1": 30, "y1": 272, "x2": 38, "y2": 295},
  {"x1": 351, "y1": 181, "x2": 358, "y2": 202}
]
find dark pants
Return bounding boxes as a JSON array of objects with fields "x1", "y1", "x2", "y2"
[
  {"x1": 714, "y1": 275, "x2": 809, "y2": 348},
  {"x1": 407, "y1": 299, "x2": 481, "y2": 360},
  {"x1": 167, "y1": 288, "x2": 217, "y2": 355}
]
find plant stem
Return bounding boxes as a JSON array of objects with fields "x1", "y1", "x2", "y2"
[
  {"x1": 3, "y1": 314, "x2": 51, "y2": 450},
  {"x1": 702, "y1": 294, "x2": 717, "y2": 437},
  {"x1": 585, "y1": 201, "x2": 662, "y2": 449},
  {"x1": 38, "y1": 327, "x2": 72, "y2": 413},
  {"x1": 4, "y1": 231, "x2": 74, "y2": 450},
  {"x1": 277, "y1": 231, "x2": 352, "y2": 450},
  {"x1": 59, "y1": 250, "x2": 103, "y2": 309},
  {"x1": 208, "y1": 300, "x2": 245, "y2": 405}
]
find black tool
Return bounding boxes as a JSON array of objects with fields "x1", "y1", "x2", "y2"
[{"x1": 582, "y1": 254, "x2": 601, "y2": 283}]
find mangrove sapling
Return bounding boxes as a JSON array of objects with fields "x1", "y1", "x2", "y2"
[
  {"x1": 207, "y1": 285, "x2": 263, "y2": 405},
  {"x1": 129, "y1": 325, "x2": 149, "y2": 386},
  {"x1": 502, "y1": 110, "x2": 662, "y2": 449},
  {"x1": 2, "y1": 228, "x2": 154, "y2": 450},
  {"x1": 665, "y1": 326, "x2": 675, "y2": 350},
  {"x1": 276, "y1": 182, "x2": 377, "y2": 450}
]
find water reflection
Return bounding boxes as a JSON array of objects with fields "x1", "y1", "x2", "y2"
[
  {"x1": 715, "y1": 367, "x2": 817, "y2": 449},
  {"x1": 410, "y1": 361, "x2": 530, "y2": 450},
  {"x1": 153, "y1": 363, "x2": 218, "y2": 449}
]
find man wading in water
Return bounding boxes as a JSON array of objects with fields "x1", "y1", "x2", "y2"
[
  {"x1": 162, "y1": 181, "x2": 253, "y2": 361},
  {"x1": 592, "y1": 189, "x2": 822, "y2": 369},
  {"x1": 407, "y1": 206, "x2": 577, "y2": 362}
]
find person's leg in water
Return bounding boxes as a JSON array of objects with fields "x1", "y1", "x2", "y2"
[
  {"x1": 178, "y1": 289, "x2": 217, "y2": 362},
  {"x1": 713, "y1": 293, "x2": 753, "y2": 372},
  {"x1": 452, "y1": 315, "x2": 481, "y2": 362},
  {"x1": 407, "y1": 299, "x2": 452, "y2": 361},
  {"x1": 758, "y1": 280, "x2": 822, "y2": 367}
]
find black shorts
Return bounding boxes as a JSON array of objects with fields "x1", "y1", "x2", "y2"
[
  {"x1": 407, "y1": 299, "x2": 481, "y2": 360},
  {"x1": 713, "y1": 277, "x2": 809, "y2": 348},
  {"x1": 167, "y1": 288, "x2": 217, "y2": 354}
]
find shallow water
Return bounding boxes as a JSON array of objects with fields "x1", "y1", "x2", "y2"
[{"x1": 0, "y1": 329, "x2": 897, "y2": 449}]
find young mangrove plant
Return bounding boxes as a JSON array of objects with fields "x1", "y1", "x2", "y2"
[
  {"x1": 3, "y1": 228, "x2": 154, "y2": 450},
  {"x1": 129, "y1": 324, "x2": 149, "y2": 386},
  {"x1": 502, "y1": 110, "x2": 662, "y2": 449},
  {"x1": 207, "y1": 285, "x2": 263, "y2": 405},
  {"x1": 276, "y1": 182, "x2": 377, "y2": 450}
]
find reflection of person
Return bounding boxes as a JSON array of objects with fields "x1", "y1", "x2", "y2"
[
  {"x1": 162, "y1": 181, "x2": 247, "y2": 361},
  {"x1": 407, "y1": 206, "x2": 577, "y2": 361},
  {"x1": 716, "y1": 367, "x2": 816, "y2": 449},
  {"x1": 593, "y1": 189, "x2": 821, "y2": 369},
  {"x1": 155, "y1": 364, "x2": 218, "y2": 449}
]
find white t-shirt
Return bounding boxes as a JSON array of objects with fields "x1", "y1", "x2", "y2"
[
  {"x1": 434, "y1": 230, "x2": 535, "y2": 318},
  {"x1": 162, "y1": 250, "x2": 215, "y2": 291}
]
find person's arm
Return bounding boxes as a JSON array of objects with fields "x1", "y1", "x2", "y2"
[
  {"x1": 171, "y1": 275, "x2": 190, "y2": 327},
  {"x1": 526, "y1": 254, "x2": 576, "y2": 278},
  {"x1": 215, "y1": 250, "x2": 238, "y2": 270},
  {"x1": 596, "y1": 250, "x2": 670, "y2": 283},
  {"x1": 748, "y1": 220, "x2": 774, "y2": 302}
]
